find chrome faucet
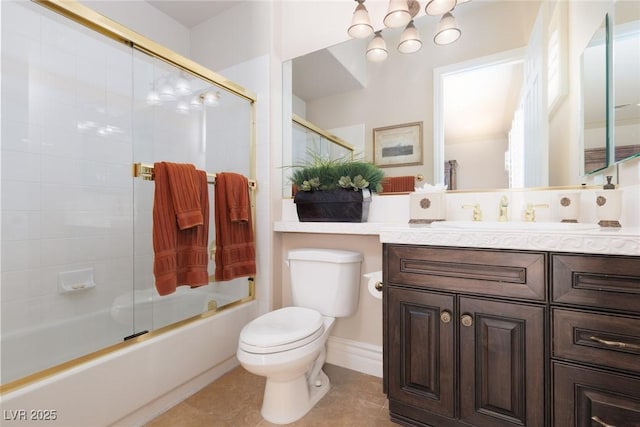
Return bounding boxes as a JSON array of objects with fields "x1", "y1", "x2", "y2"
[
  {"x1": 524, "y1": 203, "x2": 549, "y2": 222},
  {"x1": 498, "y1": 194, "x2": 509, "y2": 222},
  {"x1": 463, "y1": 204, "x2": 482, "y2": 221}
]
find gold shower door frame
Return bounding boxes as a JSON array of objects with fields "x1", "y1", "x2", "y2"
[{"x1": 2, "y1": 0, "x2": 257, "y2": 394}]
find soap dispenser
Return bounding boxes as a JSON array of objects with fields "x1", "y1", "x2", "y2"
[{"x1": 595, "y1": 176, "x2": 622, "y2": 227}]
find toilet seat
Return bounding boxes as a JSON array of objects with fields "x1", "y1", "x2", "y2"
[{"x1": 239, "y1": 307, "x2": 324, "y2": 354}]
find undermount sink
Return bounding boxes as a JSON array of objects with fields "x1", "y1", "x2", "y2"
[{"x1": 430, "y1": 221, "x2": 601, "y2": 232}]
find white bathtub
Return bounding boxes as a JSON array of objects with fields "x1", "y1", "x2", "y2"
[{"x1": 1, "y1": 300, "x2": 258, "y2": 427}]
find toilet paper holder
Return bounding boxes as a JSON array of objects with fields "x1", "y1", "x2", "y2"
[{"x1": 364, "y1": 271, "x2": 384, "y2": 300}]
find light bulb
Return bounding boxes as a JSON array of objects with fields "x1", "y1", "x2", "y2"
[
  {"x1": 383, "y1": 0, "x2": 411, "y2": 28},
  {"x1": 366, "y1": 32, "x2": 388, "y2": 62},
  {"x1": 159, "y1": 83, "x2": 176, "y2": 101},
  {"x1": 348, "y1": 1, "x2": 373, "y2": 39},
  {"x1": 425, "y1": 0, "x2": 457, "y2": 16},
  {"x1": 146, "y1": 90, "x2": 161, "y2": 106},
  {"x1": 434, "y1": 12, "x2": 461, "y2": 45},
  {"x1": 174, "y1": 76, "x2": 192, "y2": 96},
  {"x1": 398, "y1": 21, "x2": 422, "y2": 54},
  {"x1": 202, "y1": 91, "x2": 220, "y2": 107}
]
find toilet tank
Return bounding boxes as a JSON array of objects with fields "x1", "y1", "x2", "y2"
[{"x1": 288, "y1": 248, "x2": 363, "y2": 318}]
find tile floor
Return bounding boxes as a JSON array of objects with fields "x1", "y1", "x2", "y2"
[{"x1": 145, "y1": 364, "x2": 396, "y2": 427}]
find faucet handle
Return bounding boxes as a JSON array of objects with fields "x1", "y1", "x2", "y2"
[
  {"x1": 524, "y1": 203, "x2": 549, "y2": 222},
  {"x1": 462, "y1": 203, "x2": 482, "y2": 221},
  {"x1": 498, "y1": 195, "x2": 509, "y2": 222}
]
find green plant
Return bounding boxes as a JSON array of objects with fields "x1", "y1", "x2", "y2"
[{"x1": 290, "y1": 155, "x2": 385, "y2": 192}]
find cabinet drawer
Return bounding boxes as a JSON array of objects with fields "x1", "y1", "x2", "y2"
[
  {"x1": 552, "y1": 253, "x2": 640, "y2": 312},
  {"x1": 553, "y1": 309, "x2": 640, "y2": 374},
  {"x1": 385, "y1": 245, "x2": 546, "y2": 301},
  {"x1": 553, "y1": 362, "x2": 640, "y2": 426}
]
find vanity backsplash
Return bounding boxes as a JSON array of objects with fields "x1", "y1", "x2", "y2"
[
  {"x1": 281, "y1": 156, "x2": 640, "y2": 228},
  {"x1": 281, "y1": 183, "x2": 639, "y2": 228},
  {"x1": 440, "y1": 184, "x2": 638, "y2": 228}
]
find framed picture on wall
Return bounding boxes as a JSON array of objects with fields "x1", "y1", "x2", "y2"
[{"x1": 373, "y1": 121, "x2": 423, "y2": 167}]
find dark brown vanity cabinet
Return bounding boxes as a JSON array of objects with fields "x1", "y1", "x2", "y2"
[
  {"x1": 383, "y1": 245, "x2": 640, "y2": 427},
  {"x1": 383, "y1": 245, "x2": 547, "y2": 427},
  {"x1": 551, "y1": 254, "x2": 640, "y2": 426}
]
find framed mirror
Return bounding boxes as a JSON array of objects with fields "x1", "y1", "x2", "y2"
[
  {"x1": 581, "y1": 14, "x2": 610, "y2": 175},
  {"x1": 612, "y1": 1, "x2": 640, "y2": 164},
  {"x1": 287, "y1": 0, "x2": 542, "y2": 196},
  {"x1": 284, "y1": 0, "x2": 615, "y2": 196}
]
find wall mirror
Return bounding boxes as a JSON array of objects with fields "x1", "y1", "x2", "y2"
[
  {"x1": 582, "y1": 14, "x2": 610, "y2": 175},
  {"x1": 612, "y1": 1, "x2": 640, "y2": 164},
  {"x1": 434, "y1": 49, "x2": 525, "y2": 190},
  {"x1": 284, "y1": 0, "x2": 566, "y2": 196},
  {"x1": 284, "y1": 114, "x2": 355, "y2": 196}
]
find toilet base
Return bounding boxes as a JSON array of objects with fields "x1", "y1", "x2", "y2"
[{"x1": 261, "y1": 369, "x2": 330, "y2": 425}]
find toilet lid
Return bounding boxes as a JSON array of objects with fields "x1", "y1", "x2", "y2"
[{"x1": 239, "y1": 307, "x2": 324, "y2": 354}]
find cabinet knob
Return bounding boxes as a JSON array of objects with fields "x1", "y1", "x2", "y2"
[
  {"x1": 591, "y1": 416, "x2": 616, "y2": 427},
  {"x1": 440, "y1": 310, "x2": 452, "y2": 324},
  {"x1": 461, "y1": 314, "x2": 473, "y2": 327}
]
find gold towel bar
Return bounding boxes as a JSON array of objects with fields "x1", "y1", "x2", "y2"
[{"x1": 132, "y1": 163, "x2": 257, "y2": 190}]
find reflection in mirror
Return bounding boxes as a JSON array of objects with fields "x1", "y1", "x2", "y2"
[
  {"x1": 582, "y1": 15, "x2": 609, "y2": 175},
  {"x1": 284, "y1": 115, "x2": 354, "y2": 197},
  {"x1": 287, "y1": 0, "x2": 548, "y2": 195},
  {"x1": 612, "y1": 2, "x2": 640, "y2": 163},
  {"x1": 436, "y1": 1, "x2": 550, "y2": 190},
  {"x1": 435, "y1": 50, "x2": 524, "y2": 190}
]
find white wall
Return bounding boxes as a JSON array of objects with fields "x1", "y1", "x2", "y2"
[
  {"x1": 82, "y1": 0, "x2": 190, "y2": 56},
  {"x1": 446, "y1": 138, "x2": 509, "y2": 190},
  {"x1": 190, "y1": 1, "x2": 273, "y2": 72}
]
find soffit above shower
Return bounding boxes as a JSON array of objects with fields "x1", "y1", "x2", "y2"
[{"x1": 146, "y1": 0, "x2": 245, "y2": 28}]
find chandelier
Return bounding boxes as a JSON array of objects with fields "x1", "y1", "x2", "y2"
[{"x1": 348, "y1": 0, "x2": 469, "y2": 62}]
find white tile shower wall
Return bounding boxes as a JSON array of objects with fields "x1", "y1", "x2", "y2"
[{"x1": 1, "y1": 2, "x2": 134, "y2": 340}]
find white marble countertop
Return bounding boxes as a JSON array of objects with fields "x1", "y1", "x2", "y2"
[
  {"x1": 274, "y1": 221, "x2": 390, "y2": 235},
  {"x1": 379, "y1": 223, "x2": 640, "y2": 256},
  {"x1": 274, "y1": 221, "x2": 640, "y2": 256}
]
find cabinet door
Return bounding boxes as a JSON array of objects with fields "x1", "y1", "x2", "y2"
[
  {"x1": 459, "y1": 297, "x2": 545, "y2": 427},
  {"x1": 387, "y1": 287, "x2": 455, "y2": 419},
  {"x1": 554, "y1": 362, "x2": 640, "y2": 426}
]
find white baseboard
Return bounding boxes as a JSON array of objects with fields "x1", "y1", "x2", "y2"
[{"x1": 325, "y1": 336, "x2": 383, "y2": 378}]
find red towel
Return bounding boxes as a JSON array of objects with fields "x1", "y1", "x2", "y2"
[
  {"x1": 214, "y1": 172, "x2": 256, "y2": 282},
  {"x1": 224, "y1": 171, "x2": 250, "y2": 222},
  {"x1": 381, "y1": 176, "x2": 415, "y2": 193},
  {"x1": 153, "y1": 162, "x2": 210, "y2": 296}
]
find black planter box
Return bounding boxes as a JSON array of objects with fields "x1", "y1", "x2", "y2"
[{"x1": 294, "y1": 189, "x2": 371, "y2": 222}]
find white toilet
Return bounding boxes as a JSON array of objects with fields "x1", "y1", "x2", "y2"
[{"x1": 237, "y1": 248, "x2": 363, "y2": 425}]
